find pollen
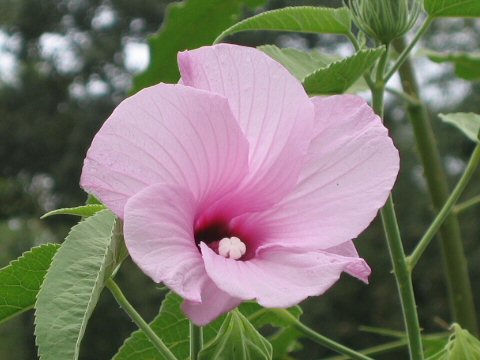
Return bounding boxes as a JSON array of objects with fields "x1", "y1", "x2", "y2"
[{"x1": 218, "y1": 236, "x2": 246, "y2": 260}]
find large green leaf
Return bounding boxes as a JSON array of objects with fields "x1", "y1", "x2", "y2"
[
  {"x1": 198, "y1": 310, "x2": 273, "y2": 360},
  {"x1": 259, "y1": 45, "x2": 338, "y2": 81},
  {"x1": 0, "y1": 243, "x2": 59, "y2": 324},
  {"x1": 424, "y1": 0, "x2": 480, "y2": 18},
  {"x1": 303, "y1": 47, "x2": 384, "y2": 95},
  {"x1": 215, "y1": 6, "x2": 352, "y2": 43},
  {"x1": 425, "y1": 50, "x2": 480, "y2": 81},
  {"x1": 114, "y1": 294, "x2": 302, "y2": 359},
  {"x1": 41, "y1": 204, "x2": 106, "y2": 219},
  {"x1": 113, "y1": 292, "x2": 225, "y2": 360},
  {"x1": 132, "y1": 0, "x2": 265, "y2": 93},
  {"x1": 439, "y1": 113, "x2": 480, "y2": 143},
  {"x1": 35, "y1": 210, "x2": 123, "y2": 360}
]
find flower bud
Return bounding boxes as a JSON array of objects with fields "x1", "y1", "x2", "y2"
[{"x1": 346, "y1": 0, "x2": 422, "y2": 44}]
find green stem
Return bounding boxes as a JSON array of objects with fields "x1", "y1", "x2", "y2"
[
  {"x1": 384, "y1": 17, "x2": 433, "y2": 82},
  {"x1": 190, "y1": 322, "x2": 203, "y2": 360},
  {"x1": 324, "y1": 339, "x2": 408, "y2": 360},
  {"x1": 454, "y1": 194, "x2": 480, "y2": 214},
  {"x1": 386, "y1": 87, "x2": 420, "y2": 106},
  {"x1": 372, "y1": 47, "x2": 424, "y2": 360},
  {"x1": 409, "y1": 144, "x2": 480, "y2": 268},
  {"x1": 394, "y1": 37, "x2": 478, "y2": 336},
  {"x1": 106, "y1": 278, "x2": 178, "y2": 360}
]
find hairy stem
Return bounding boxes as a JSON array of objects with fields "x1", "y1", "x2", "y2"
[
  {"x1": 394, "y1": 37, "x2": 478, "y2": 335},
  {"x1": 371, "y1": 47, "x2": 424, "y2": 360},
  {"x1": 409, "y1": 144, "x2": 480, "y2": 268},
  {"x1": 106, "y1": 278, "x2": 178, "y2": 360}
]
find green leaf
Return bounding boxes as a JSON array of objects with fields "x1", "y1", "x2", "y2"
[
  {"x1": 238, "y1": 302, "x2": 302, "y2": 328},
  {"x1": 198, "y1": 310, "x2": 273, "y2": 360},
  {"x1": 439, "y1": 113, "x2": 480, "y2": 143},
  {"x1": 215, "y1": 6, "x2": 352, "y2": 43},
  {"x1": 424, "y1": 0, "x2": 480, "y2": 18},
  {"x1": 269, "y1": 327, "x2": 303, "y2": 360},
  {"x1": 426, "y1": 324, "x2": 480, "y2": 359},
  {"x1": 259, "y1": 45, "x2": 338, "y2": 81},
  {"x1": 35, "y1": 210, "x2": 122, "y2": 360},
  {"x1": 303, "y1": 47, "x2": 384, "y2": 95},
  {"x1": 40, "y1": 204, "x2": 106, "y2": 219},
  {"x1": 0, "y1": 244, "x2": 59, "y2": 324},
  {"x1": 425, "y1": 50, "x2": 480, "y2": 81},
  {"x1": 132, "y1": 0, "x2": 265, "y2": 93},
  {"x1": 114, "y1": 292, "x2": 225, "y2": 360}
]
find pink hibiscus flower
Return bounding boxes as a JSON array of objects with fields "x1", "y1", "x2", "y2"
[{"x1": 81, "y1": 44, "x2": 399, "y2": 325}]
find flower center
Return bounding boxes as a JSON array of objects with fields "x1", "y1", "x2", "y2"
[{"x1": 218, "y1": 236, "x2": 246, "y2": 260}]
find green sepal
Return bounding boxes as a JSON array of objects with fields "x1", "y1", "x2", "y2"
[
  {"x1": 40, "y1": 204, "x2": 106, "y2": 219},
  {"x1": 198, "y1": 310, "x2": 273, "y2": 360}
]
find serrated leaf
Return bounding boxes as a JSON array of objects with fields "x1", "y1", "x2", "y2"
[
  {"x1": 198, "y1": 310, "x2": 273, "y2": 360},
  {"x1": 259, "y1": 45, "x2": 338, "y2": 80},
  {"x1": 303, "y1": 47, "x2": 384, "y2": 95},
  {"x1": 215, "y1": 6, "x2": 352, "y2": 43},
  {"x1": 35, "y1": 210, "x2": 122, "y2": 360},
  {"x1": 114, "y1": 292, "x2": 225, "y2": 360},
  {"x1": 0, "y1": 244, "x2": 59, "y2": 324},
  {"x1": 424, "y1": 0, "x2": 480, "y2": 18},
  {"x1": 426, "y1": 324, "x2": 480, "y2": 359},
  {"x1": 425, "y1": 50, "x2": 480, "y2": 81},
  {"x1": 40, "y1": 204, "x2": 106, "y2": 219},
  {"x1": 439, "y1": 113, "x2": 480, "y2": 143},
  {"x1": 132, "y1": 0, "x2": 265, "y2": 93}
]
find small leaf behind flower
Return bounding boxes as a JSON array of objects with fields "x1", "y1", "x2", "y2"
[
  {"x1": 35, "y1": 210, "x2": 122, "y2": 360},
  {"x1": 439, "y1": 113, "x2": 480, "y2": 143},
  {"x1": 424, "y1": 50, "x2": 480, "y2": 81},
  {"x1": 40, "y1": 204, "x2": 106, "y2": 219},
  {"x1": 198, "y1": 310, "x2": 273, "y2": 360},
  {"x1": 424, "y1": 0, "x2": 480, "y2": 18},
  {"x1": 303, "y1": 47, "x2": 384, "y2": 95},
  {"x1": 0, "y1": 243, "x2": 59, "y2": 324},
  {"x1": 215, "y1": 7, "x2": 352, "y2": 43}
]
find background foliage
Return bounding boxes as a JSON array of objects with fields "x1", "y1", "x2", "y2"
[{"x1": 1, "y1": 0, "x2": 480, "y2": 358}]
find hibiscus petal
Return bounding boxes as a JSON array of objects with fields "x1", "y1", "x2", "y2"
[
  {"x1": 326, "y1": 241, "x2": 371, "y2": 282},
  {"x1": 81, "y1": 83, "x2": 249, "y2": 218},
  {"x1": 124, "y1": 184, "x2": 206, "y2": 302},
  {"x1": 182, "y1": 278, "x2": 241, "y2": 326},
  {"x1": 178, "y1": 44, "x2": 314, "y2": 211},
  {"x1": 201, "y1": 243, "x2": 369, "y2": 307},
  {"x1": 246, "y1": 95, "x2": 399, "y2": 249}
]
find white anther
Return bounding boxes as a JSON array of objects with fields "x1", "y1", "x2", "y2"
[{"x1": 218, "y1": 236, "x2": 246, "y2": 260}]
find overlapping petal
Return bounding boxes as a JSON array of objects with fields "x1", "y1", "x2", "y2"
[
  {"x1": 201, "y1": 243, "x2": 370, "y2": 307},
  {"x1": 178, "y1": 44, "x2": 314, "y2": 211},
  {"x1": 123, "y1": 184, "x2": 205, "y2": 302},
  {"x1": 244, "y1": 95, "x2": 399, "y2": 250},
  {"x1": 81, "y1": 83, "x2": 249, "y2": 218},
  {"x1": 182, "y1": 279, "x2": 241, "y2": 326}
]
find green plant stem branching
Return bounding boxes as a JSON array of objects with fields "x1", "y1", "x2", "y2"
[
  {"x1": 409, "y1": 144, "x2": 480, "y2": 269},
  {"x1": 394, "y1": 37, "x2": 478, "y2": 336},
  {"x1": 454, "y1": 194, "x2": 480, "y2": 214},
  {"x1": 277, "y1": 310, "x2": 373, "y2": 360},
  {"x1": 371, "y1": 46, "x2": 424, "y2": 360},
  {"x1": 106, "y1": 278, "x2": 178, "y2": 360},
  {"x1": 384, "y1": 17, "x2": 433, "y2": 82}
]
